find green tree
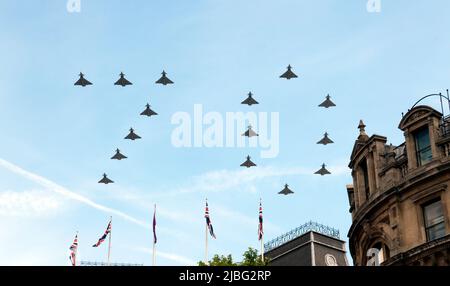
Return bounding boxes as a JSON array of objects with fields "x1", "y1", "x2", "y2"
[
  {"x1": 198, "y1": 254, "x2": 237, "y2": 266},
  {"x1": 241, "y1": 247, "x2": 269, "y2": 266},
  {"x1": 198, "y1": 247, "x2": 269, "y2": 266}
]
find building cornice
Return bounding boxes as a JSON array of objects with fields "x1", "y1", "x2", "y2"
[{"x1": 383, "y1": 235, "x2": 450, "y2": 266}]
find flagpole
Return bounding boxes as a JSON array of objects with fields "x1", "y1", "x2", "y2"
[
  {"x1": 153, "y1": 204, "x2": 156, "y2": 266},
  {"x1": 260, "y1": 198, "x2": 264, "y2": 263},
  {"x1": 107, "y1": 216, "x2": 112, "y2": 266},
  {"x1": 205, "y1": 222, "x2": 208, "y2": 265},
  {"x1": 152, "y1": 240, "x2": 156, "y2": 266},
  {"x1": 261, "y1": 235, "x2": 264, "y2": 262},
  {"x1": 205, "y1": 199, "x2": 208, "y2": 265},
  {"x1": 75, "y1": 231, "x2": 78, "y2": 267}
]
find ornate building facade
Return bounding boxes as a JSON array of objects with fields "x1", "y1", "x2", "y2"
[{"x1": 346, "y1": 105, "x2": 450, "y2": 266}]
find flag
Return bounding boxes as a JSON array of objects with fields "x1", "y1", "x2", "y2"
[
  {"x1": 258, "y1": 201, "x2": 263, "y2": 241},
  {"x1": 205, "y1": 201, "x2": 216, "y2": 239},
  {"x1": 69, "y1": 233, "x2": 78, "y2": 266},
  {"x1": 93, "y1": 220, "x2": 111, "y2": 247},
  {"x1": 153, "y1": 205, "x2": 157, "y2": 244}
]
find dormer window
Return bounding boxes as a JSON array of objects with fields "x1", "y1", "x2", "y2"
[{"x1": 414, "y1": 126, "x2": 432, "y2": 166}]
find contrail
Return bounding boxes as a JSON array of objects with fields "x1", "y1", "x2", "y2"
[{"x1": 0, "y1": 158, "x2": 150, "y2": 229}]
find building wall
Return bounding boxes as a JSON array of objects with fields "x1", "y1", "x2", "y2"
[
  {"x1": 313, "y1": 243, "x2": 347, "y2": 266},
  {"x1": 268, "y1": 243, "x2": 312, "y2": 266},
  {"x1": 312, "y1": 233, "x2": 348, "y2": 266}
]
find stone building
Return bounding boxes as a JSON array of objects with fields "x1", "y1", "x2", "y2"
[
  {"x1": 346, "y1": 104, "x2": 450, "y2": 266},
  {"x1": 264, "y1": 221, "x2": 348, "y2": 266}
]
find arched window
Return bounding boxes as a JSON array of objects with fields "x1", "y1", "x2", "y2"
[
  {"x1": 372, "y1": 242, "x2": 390, "y2": 264},
  {"x1": 366, "y1": 241, "x2": 390, "y2": 265}
]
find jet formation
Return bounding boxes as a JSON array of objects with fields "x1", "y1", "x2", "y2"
[
  {"x1": 75, "y1": 67, "x2": 335, "y2": 193},
  {"x1": 315, "y1": 93, "x2": 336, "y2": 179}
]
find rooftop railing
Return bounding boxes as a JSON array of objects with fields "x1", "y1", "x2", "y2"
[{"x1": 264, "y1": 221, "x2": 340, "y2": 252}]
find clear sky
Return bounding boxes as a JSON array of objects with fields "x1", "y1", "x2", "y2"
[{"x1": 1, "y1": 0, "x2": 450, "y2": 266}]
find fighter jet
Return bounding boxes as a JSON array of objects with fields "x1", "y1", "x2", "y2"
[
  {"x1": 124, "y1": 128, "x2": 141, "y2": 140},
  {"x1": 317, "y1": 132, "x2": 334, "y2": 145},
  {"x1": 241, "y1": 92, "x2": 259, "y2": 106},
  {"x1": 140, "y1": 103, "x2": 158, "y2": 117},
  {"x1": 242, "y1": 125, "x2": 259, "y2": 137},
  {"x1": 98, "y1": 173, "x2": 114, "y2": 184},
  {"x1": 74, "y1": 72, "x2": 92, "y2": 87},
  {"x1": 319, "y1": 95, "x2": 336, "y2": 108},
  {"x1": 279, "y1": 65, "x2": 298, "y2": 80},
  {"x1": 314, "y1": 164, "x2": 331, "y2": 176},
  {"x1": 114, "y1": 72, "x2": 133, "y2": 87},
  {"x1": 240, "y1": 155, "x2": 257, "y2": 168},
  {"x1": 279, "y1": 184, "x2": 294, "y2": 195},
  {"x1": 111, "y1": 149, "x2": 127, "y2": 160},
  {"x1": 155, "y1": 70, "x2": 174, "y2": 85}
]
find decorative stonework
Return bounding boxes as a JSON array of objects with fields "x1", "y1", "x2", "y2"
[
  {"x1": 398, "y1": 105, "x2": 442, "y2": 130},
  {"x1": 325, "y1": 254, "x2": 338, "y2": 266}
]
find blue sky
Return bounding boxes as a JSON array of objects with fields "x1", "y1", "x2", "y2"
[{"x1": 1, "y1": 0, "x2": 450, "y2": 265}]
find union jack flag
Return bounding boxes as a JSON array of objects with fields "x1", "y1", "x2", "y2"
[
  {"x1": 69, "y1": 233, "x2": 78, "y2": 266},
  {"x1": 92, "y1": 220, "x2": 111, "y2": 247},
  {"x1": 258, "y1": 201, "x2": 263, "y2": 241},
  {"x1": 205, "y1": 201, "x2": 216, "y2": 239}
]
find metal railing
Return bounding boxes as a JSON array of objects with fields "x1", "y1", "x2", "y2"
[
  {"x1": 264, "y1": 221, "x2": 340, "y2": 252},
  {"x1": 440, "y1": 115, "x2": 450, "y2": 138}
]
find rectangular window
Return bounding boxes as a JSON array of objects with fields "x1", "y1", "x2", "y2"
[
  {"x1": 414, "y1": 127, "x2": 432, "y2": 166},
  {"x1": 423, "y1": 200, "x2": 445, "y2": 241}
]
